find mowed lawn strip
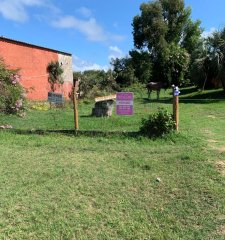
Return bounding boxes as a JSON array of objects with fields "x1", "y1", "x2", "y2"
[{"x1": 0, "y1": 130, "x2": 224, "y2": 239}]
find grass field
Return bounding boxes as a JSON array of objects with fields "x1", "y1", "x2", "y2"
[{"x1": 0, "y1": 87, "x2": 225, "y2": 239}]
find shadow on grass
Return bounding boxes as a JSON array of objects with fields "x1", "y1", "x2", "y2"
[
  {"x1": 80, "y1": 115, "x2": 92, "y2": 118},
  {"x1": 141, "y1": 98, "x2": 172, "y2": 104},
  {"x1": 180, "y1": 86, "x2": 198, "y2": 95},
  {"x1": 141, "y1": 89, "x2": 225, "y2": 104},
  {"x1": 6, "y1": 128, "x2": 141, "y2": 138},
  {"x1": 179, "y1": 89, "x2": 225, "y2": 104}
]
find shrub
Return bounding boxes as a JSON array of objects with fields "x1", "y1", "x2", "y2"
[
  {"x1": 31, "y1": 102, "x2": 50, "y2": 111},
  {"x1": 0, "y1": 60, "x2": 25, "y2": 114},
  {"x1": 74, "y1": 70, "x2": 120, "y2": 99},
  {"x1": 139, "y1": 108, "x2": 175, "y2": 138}
]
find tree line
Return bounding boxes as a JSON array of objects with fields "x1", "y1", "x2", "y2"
[{"x1": 74, "y1": 0, "x2": 225, "y2": 97}]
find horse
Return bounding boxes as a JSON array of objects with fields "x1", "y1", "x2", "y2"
[{"x1": 146, "y1": 82, "x2": 168, "y2": 99}]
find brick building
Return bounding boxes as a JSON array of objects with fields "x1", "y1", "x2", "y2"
[{"x1": 0, "y1": 37, "x2": 73, "y2": 100}]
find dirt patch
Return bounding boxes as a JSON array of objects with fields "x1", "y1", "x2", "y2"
[
  {"x1": 216, "y1": 161, "x2": 225, "y2": 176},
  {"x1": 217, "y1": 215, "x2": 225, "y2": 221},
  {"x1": 218, "y1": 225, "x2": 225, "y2": 235},
  {"x1": 219, "y1": 146, "x2": 225, "y2": 152},
  {"x1": 206, "y1": 140, "x2": 219, "y2": 151},
  {"x1": 206, "y1": 139, "x2": 225, "y2": 153}
]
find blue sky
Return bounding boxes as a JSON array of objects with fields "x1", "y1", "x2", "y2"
[{"x1": 0, "y1": 0, "x2": 225, "y2": 72}]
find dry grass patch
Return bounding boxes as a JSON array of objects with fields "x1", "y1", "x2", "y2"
[
  {"x1": 219, "y1": 146, "x2": 225, "y2": 152},
  {"x1": 207, "y1": 115, "x2": 216, "y2": 119},
  {"x1": 207, "y1": 139, "x2": 219, "y2": 143},
  {"x1": 216, "y1": 161, "x2": 225, "y2": 176},
  {"x1": 207, "y1": 139, "x2": 219, "y2": 150},
  {"x1": 204, "y1": 129, "x2": 214, "y2": 135},
  {"x1": 218, "y1": 225, "x2": 225, "y2": 236}
]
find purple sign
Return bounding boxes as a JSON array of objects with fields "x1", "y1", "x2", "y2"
[{"x1": 116, "y1": 92, "x2": 134, "y2": 115}]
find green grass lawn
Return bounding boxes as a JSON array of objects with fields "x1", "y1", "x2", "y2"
[{"x1": 0, "y1": 87, "x2": 225, "y2": 239}]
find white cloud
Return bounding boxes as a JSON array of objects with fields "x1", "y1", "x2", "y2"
[
  {"x1": 52, "y1": 16, "x2": 107, "y2": 42},
  {"x1": 108, "y1": 45, "x2": 124, "y2": 61},
  {"x1": 0, "y1": 0, "x2": 45, "y2": 22},
  {"x1": 52, "y1": 14, "x2": 125, "y2": 43},
  {"x1": 201, "y1": 27, "x2": 217, "y2": 38},
  {"x1": 78, "y1": 7, "x2": 92, "y2": 18},
  {"x1": 109, "y1": 46, "x2": 122, "y2": 54},
  {"x1": 73, "y1": 55, "x2": 109, "y2": 72},
  {"x1": 0, "y1": 0, "x2": 125, "y2": 44}
]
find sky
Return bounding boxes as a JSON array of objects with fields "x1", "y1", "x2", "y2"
[{"x1": 0, "y1": 0, "x2": 225, "y2": 72}]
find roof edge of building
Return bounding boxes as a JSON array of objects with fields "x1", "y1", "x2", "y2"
[{"x1": 0, "y1": 36, "x2": 72, "y2": 56}]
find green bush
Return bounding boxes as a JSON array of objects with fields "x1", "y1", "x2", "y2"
[
  {"x1": 74, "y1": 70, "x2": 120, "y2": 99},
  {"x1": 0, "y1": 59, "x2": 25, "y2": 114},
  {"x1": 139, "y1": 108, "x2": 175, "y2": 138}
]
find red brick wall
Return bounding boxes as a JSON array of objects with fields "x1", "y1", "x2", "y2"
[{"x1": 0, "y1": 40, "x2": 72, "y2": 100}]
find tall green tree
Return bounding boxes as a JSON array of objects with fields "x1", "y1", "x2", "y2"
[
  {"x1": 207, "y1": 29, "x2": 225, "y2": 91},
  {"x1": 132, "y1": 0, "x2": 202, "y2": 86},
  {"x1": 111, "y1": 57, "x2": 137, "y2": 87},
  {"x1": 191, "y1": 28, "x2": 225, "y2": 91},
  {"x1": 129, "y1": 50, "x2": 152, "y2": 84}
]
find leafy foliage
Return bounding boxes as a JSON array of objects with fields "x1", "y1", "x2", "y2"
[
  {"x1": 74, "y1": 70, "x2": 120, "y2": 99},
  {"x1": 111, "y1": 51, "x2": 152, "y2": 87},
  {"x1": 191, "y1": 27, "x2": 225, "y2": 91},
  {"x1": 47, "y1": 61, "x2": 64, "y2": 92},
  {"x1": 111, "y1": 57, "x2": 137, "y2": 87},
  {"x1": 139, "y1": 108, "x2": 175, "y2": 138},
  {"x1": 161, "y1": 43, "x2": 190, "y2": 86},
  {"x1": 129, "y1": 50, "x2": 152, "y2": 84},
  {"x1": 0, "y1": 59, "x2": 25, "y2": 114},
  {"x1": 133, "y1": 0, "x2": 201, "y2": 52},
  {"x1": 132, "y1": 0, "x2": 202, "y2": 86}
]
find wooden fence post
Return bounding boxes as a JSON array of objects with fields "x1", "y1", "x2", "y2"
[
  {"x1": 73, "y1": 79, "x2": 80, "y2": 131},
  {"x1": 173, "y1": 86, "x2": 180, "y2": 131}
]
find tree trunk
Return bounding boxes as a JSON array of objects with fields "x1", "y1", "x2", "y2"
[
  {"x1": 202, "y1": 74, "x2": 208, "y2": 91},
  {"x1": 221, "y1": 79, "x2": 225, "y2": 92}
]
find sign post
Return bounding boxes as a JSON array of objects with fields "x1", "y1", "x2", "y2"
[
  {"x1": 116, "y1": 92, "x2": 134, "y2": 116},
  {"x1": 172, "y1": 86, "x2": 180, "y2": 131}
]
